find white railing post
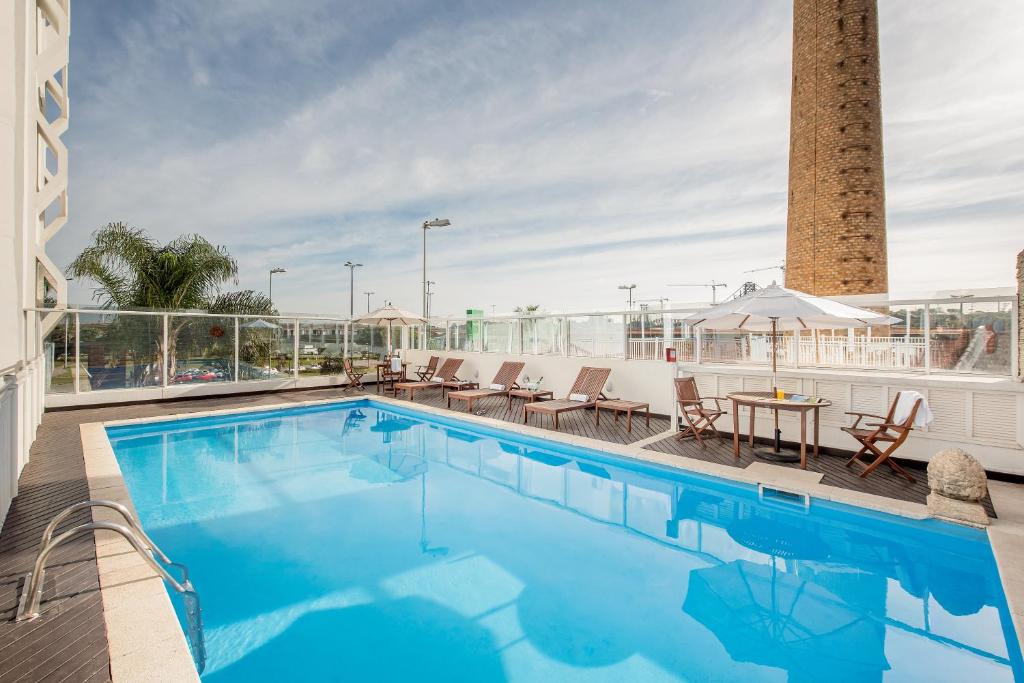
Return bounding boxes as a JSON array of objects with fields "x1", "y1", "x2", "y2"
[
  {"x1": 343, "y1": 322, "x2": 349, "y2": 360},
  {"x1": 161, "y1": 314, "x2": 169, "y2": 387},
  {"x1": 695, "y1": 327, "x2": 703, "y2": 365},
  {"x1": 923, "y1": 306, "x2": 931, "y2": 375},
  {"x1": 623, "y1": 314, "x2": 630, "y2": 360},
  {"x1": 73, "y1": 312, "x2": 80, "y2": 394},
  {"x1": 233, "y1": 317, "x2": 240, "y2": 382},
  {"x1": 293, "y1": 319, "x2": 300, "y2": 379}
]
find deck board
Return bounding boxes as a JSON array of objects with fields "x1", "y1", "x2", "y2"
[{"x1": 0, "y1": 382, "x2": 984, "y2": 680}]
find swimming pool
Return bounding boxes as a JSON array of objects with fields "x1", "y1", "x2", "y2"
[{"x1": 106, "y1": 399, "x2": 1023, "y2": 682}]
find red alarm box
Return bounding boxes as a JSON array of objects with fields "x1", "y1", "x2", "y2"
[{"x1": 665, "y1": 347, "x2": 677, "y2": 363}]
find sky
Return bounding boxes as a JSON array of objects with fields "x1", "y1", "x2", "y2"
[{"x1": 56, "y1": 0, "x2": 1024, "y2": 316}]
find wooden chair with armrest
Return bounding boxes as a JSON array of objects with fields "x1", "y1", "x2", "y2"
[
  {"x1": 842, "y1": 392, "x2": 922, "y2": 483},
  {"x1": 674, "y1": 376, "x2": 728, "y2": 448}
]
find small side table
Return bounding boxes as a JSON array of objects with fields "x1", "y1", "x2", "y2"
[
  {"x1": 508, "y1": 389, "x2": 553, "y2": 418},
  {"x1": 595, "y1": 400, "x2": 650, "y2": 432}
]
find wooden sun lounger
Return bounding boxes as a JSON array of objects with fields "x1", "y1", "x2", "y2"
[
  {"x1": 394, "y1": 358, "x2": 464, "y2": 401},
  {"x1": 523, "y1": 367, "x2": 611, "y2": 430},
  {"x1": 447, "y1": 362, "x2": 526, "y2": 412}
]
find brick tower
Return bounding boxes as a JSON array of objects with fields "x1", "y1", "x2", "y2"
[{"x1": 785, "y1": 0, "x2": 888, "y2": 295}]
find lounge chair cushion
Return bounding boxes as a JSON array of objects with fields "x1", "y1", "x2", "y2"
[
  {"x1": 568, "y1": 393, "x2": 589, "y2": 402},
  {"x1": 489, "y1": 383, "x2": 505, "y2": 391}
]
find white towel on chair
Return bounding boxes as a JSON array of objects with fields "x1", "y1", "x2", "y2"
[
  {"x1": 568, "y1": 393, "x2": 589, "y2": 402},
  {"x1": 892, "y1": 390, "x2": 933, "y2": 427},
  {"x1": 390, "y1": 357, "x2": 402, "y2": 372},
  {"x1": 489, "y1": 383, "x2": 505, "y2": 391}
]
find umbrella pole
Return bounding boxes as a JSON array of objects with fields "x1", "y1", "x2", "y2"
[{"x1": 771, "y1": 318, "x2": 781, "y2": 453}]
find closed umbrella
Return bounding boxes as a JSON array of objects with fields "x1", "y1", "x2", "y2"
[
  {"x1": 354, "y1": 304, "x2": 427, "y2": 355},
  {"x1": 682, "y1": 283, "x2": 897, "y2": 456}
]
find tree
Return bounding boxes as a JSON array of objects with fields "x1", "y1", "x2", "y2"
[{"x1": 68, "y1": 222, "x2": 276, "y2": 383}]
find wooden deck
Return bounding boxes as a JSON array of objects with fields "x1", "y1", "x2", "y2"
[{"x1": 0, "y1": 384, "x2": 967, "y2": 680}]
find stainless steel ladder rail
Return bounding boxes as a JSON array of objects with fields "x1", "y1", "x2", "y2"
[{"x1": 14, "y1": 501, "x2": 207, "y2": 673}]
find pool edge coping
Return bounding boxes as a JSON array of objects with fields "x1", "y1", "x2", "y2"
[
  {"x1": 80, "y1": 421, "x2": 201, "y2": 683},
  {"x1": 85, "y1": 392, "x2": 1024, "y2": 670}
]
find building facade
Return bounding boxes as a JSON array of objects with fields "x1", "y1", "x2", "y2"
[
  {"x1": 785, "y1": 0, "x2": 888, "y2": 296},
  {"x1": 0, "y1": 0, "x2": 70, "y2": 524}
]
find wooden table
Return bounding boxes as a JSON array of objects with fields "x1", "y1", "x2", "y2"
[
  {"x1": 375, "y1": 361, "x2": 407, "y2": 394},
  {"x1": 726, "y1": 392, "x2": 832, "y2": 469},
  {"x1": 594, "y1": 400, "x2": 650, "y2": 432}
]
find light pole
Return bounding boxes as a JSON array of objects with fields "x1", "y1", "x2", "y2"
[
  {"x1": 344, "y1": 261, "x2": 363, "y2": 318},
  {"x1": 269, "y1": 268, "x2": 286, "y2": 310},
  {"x1": 426, "y1": 281, "x2": 435, "y2": 319},
  {"x1": 364, "y1": 291, "x2": 375, "y2": 313},
  {"x1": 618, "y1": 284, "x2": 637, "y2": 310},
  {"x1": 422, "y1": 218, "x2": 451, "y2": 318}
]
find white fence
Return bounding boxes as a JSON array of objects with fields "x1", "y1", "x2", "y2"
[
  {"x1": 422, "y1": 294, "x2": 1017, "y2": 377},
  {"x1": 1, "y1": 356, "x2": 45, "y2": 522}
]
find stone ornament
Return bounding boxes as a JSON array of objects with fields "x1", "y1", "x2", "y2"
[{"x1": 926, "y1": 448, "x2": 989, "y2": 526}]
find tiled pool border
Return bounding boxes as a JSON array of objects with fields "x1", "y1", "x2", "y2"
[{"x1": 81, "y1": 393, "x2": 1024, "y2": 680}]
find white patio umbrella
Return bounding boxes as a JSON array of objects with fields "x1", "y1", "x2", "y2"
[
  {"x1": 682, "y1": 283, "x2": 898, "y2": 436},
  {"x1": 354, "y1": 304, "x2": 427, "y2": 354}
]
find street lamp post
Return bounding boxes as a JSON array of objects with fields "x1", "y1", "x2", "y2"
[
  {"x1": 426, "y1": 281, "x2": 436, "y2": 319},
  {"x1": 269, "y1": 268, "x2": 286, "y2": 310},
  {"x1": 422, "y1": 218, "x2": 451, "y2": 318},
  {"x1": 618, "y1": 283, "x2": 637, "y2": 310},
  {"x1": 364, "y1": 291, "x2": 375, "y2": 313},
  {"x1": 344, "y1": 261, "x2": 363, "y2": 318}
]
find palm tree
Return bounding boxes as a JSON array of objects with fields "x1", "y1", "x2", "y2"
[{"x1": 68, "y1": 222, "x2": 275, "y2": 383}]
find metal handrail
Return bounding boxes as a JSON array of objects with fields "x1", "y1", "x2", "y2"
[
  {"x1": 17, "y1": 521, "x2": 191, "y2": 621},
  {"x1": 37, "y1": 499, "x2": 178, "y2": 572},
  {"x1": 15, "y1": 507, "x2": 207, "y2": 673}
]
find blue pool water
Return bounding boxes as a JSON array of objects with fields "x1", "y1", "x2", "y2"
[{"x1": 106, "y1": 399, "x2": 1023, "y2": 682}]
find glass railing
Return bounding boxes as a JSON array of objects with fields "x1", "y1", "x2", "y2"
[
  {"x1": 418, "y1": 294, "x2": 1017, "y2": 376},
  {"x1": 37, "y1": 294, "x2": 1018, "y2": 398}
]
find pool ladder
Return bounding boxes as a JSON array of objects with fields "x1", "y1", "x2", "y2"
[{"x1": 14, "y1": 500, "x2": 207, "y2": 674}]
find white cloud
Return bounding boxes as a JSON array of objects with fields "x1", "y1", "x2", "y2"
[{"x1": 58, "y1": 1, "x2": 1024, "y2": 315}]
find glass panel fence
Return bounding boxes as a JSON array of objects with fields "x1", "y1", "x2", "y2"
[
  {"x1": 298, "y1": 320, "x2": 345, "y2": 377},
  {"x1": 702, "y1": 331, "x2": 750, "y2": 364},
  {"x1": 626, "y1": 310, "x2": 671, "y2": 360},
  {"x1": 930, "y1": 300, "x2": 1012, "y2": 375},
  {"x1": 427, "y1": 324, "x2": 447, "y2": 351},
  {"x1": 42, "y1": 312, "x2": 75, "y2": 394},
  {"x1": 79, "y1": 312, "x2": 162, "y2": 391},
  {"x1": 236, "y1": 317, "x2": 293, "y2": 380},
  {"x1": 448, "y1": 321, "x2": 469, "y2": 351},
  {"x1": 482, "y1": 320, "x2": 518, "y2": 353},
  {"x1": 349, "y1": 323, "x2": 389, "y2": 372},
  {"x1": 567, "y1": 315, "x2": 624, "y2": 359},
  {"x1": 170, "y1": 315, "x2": 237, "y2": 384},
  {"x1": 526, "y1": 316, "x2": 564, "y2": 356}
]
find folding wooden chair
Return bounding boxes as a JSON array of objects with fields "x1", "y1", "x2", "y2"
[
  {"x1": 415, "y1": 356, "x2": 440, "y2": 381},
  {"x1": 674, "y1": 377, "x2": 726, "y2": 448},
  {"x1": 842, "y1": 392, "x2": 921, "y2": 483},
  {"x1": 342, "y1": 358, "x2": 366, "y2": 392}
]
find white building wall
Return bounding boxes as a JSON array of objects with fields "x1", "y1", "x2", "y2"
[
  {"x1": 403, "y1": 349, "x2": 1024, "y2": 475},
  {"x1": 0, "y1": 0, "x2": 70, "y2": 525}
]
